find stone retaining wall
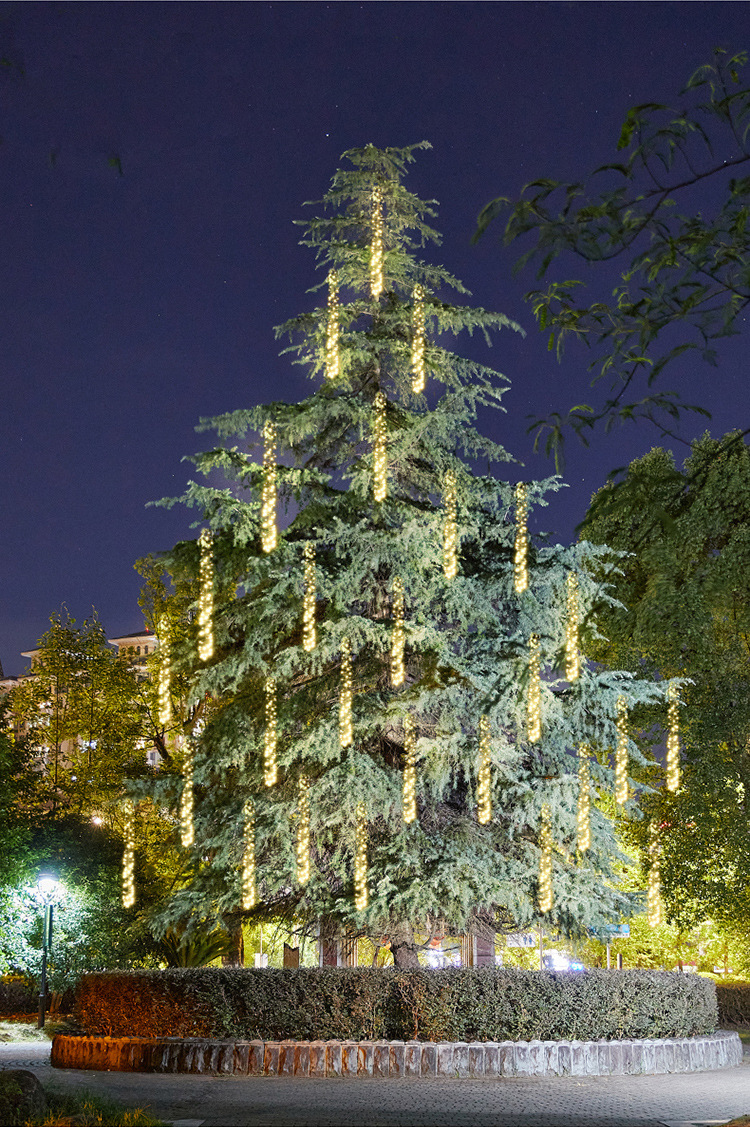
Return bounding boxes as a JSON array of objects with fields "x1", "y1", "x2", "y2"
[{"x1": 51, "y1": 1031, "x2": 742, "y2": 1077}]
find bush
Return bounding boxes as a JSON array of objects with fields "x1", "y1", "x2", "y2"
[
  {"x1": 77, "y1": 967, "x2": 717, "y2": 1042},
  {"x1": 0, "y1": 977, "x2": 36, "y2": 1015},
  {"x1": 717, "y1": 981, "x2": 750, "y2": 1026}
]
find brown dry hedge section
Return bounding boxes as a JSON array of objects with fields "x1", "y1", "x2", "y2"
[
  {"x1": 717, "y1": 983, "x2": 750, "y2": 1026},
  {"x1": 77, "y1": 967, "x2": 717, "y2": 1042}
]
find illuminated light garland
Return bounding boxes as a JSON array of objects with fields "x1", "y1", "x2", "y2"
[
  {"x1": 354, "y1": 801, "x2": 368, "y2": 910},
  {"x1": 565, "y1": 572, "x2": 580, "y2": 682},
  {"x1": 297, "y1": 775, "x2": 311, "y2": 885},
  {"x1": 121, "y1": 799, "x2": 135, "y2": 908},
  {"x1": 197, "y1": 529, "x2": 214, "y2": 662},
  {"x1": 577, "y1": 747, "x2": 591, "y2": 852},
  {"x1": 264, "y1": 676, "x2": 277, "y2": 787},
  {"x1": 402, "y1": 713, "x2": 417, "y2": 824},
  {"x1": 391, "y1": 577, "x2": 405, "y2": 687},
  {"x1": 261, "y1": 421, "x2": 278, "y2": 554},
  {"x1": 179, "y1": 740, "x2": 194, "y2": 848},
  {"x1": 538, "y1": 803, "x2": 553, "y2": 913},
  {"x1": 325, "y1": 269, "x2": 340, "y2": 379},
  {"x1": 514, "y1": 483, "x2": 529, "y2": 594},
  {"x1": 241, "y1": 800, "x2": 256, "y2": 910},
  {"x1": 370, "y1": 187, "x2": 384, "y2": 299},
  {"x1": 666, "y1": 683, "x2": 681, "y2": 793},
  {"x1": 477, "y1": 715, "x2": 491, "y2": 825},
  {"x1": 157, "y1": 621, "x2": 171, "y2": 727},
  {"x1": 615, "y1": 695, "x2": 629, "y2": 806},
  {"x1": 443, "y1": 470, "x2": 458, "y2": 580},
  {"x1": 647, "y1": 822, "x2": 663, "y2": 928},
  {"x1": 339, "y1": 637, "x2": 353, "y2": 749},
  {"x1": 372, "y1": 391, "x2": 387, "y2": 503},
  {"x1": 527, "y1": 633, "x2": 542, "y2": 743},
  {"x1": 302, "y1": 542, "x2": 316, "y2": 652},
  {"x1": 411, "y1": 284, "x2": 426, "y2": 393}
]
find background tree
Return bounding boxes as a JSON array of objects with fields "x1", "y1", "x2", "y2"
[{"x1": 141, "y1": 143, "x2": 669, "y2": 967}]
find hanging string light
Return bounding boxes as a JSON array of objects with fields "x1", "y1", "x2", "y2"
[
  {"x1": 391, "y1": 577, "x2": 405, "y2": 687},
  {"x1": 297, "y1": 775, "x2": 311, "y2": 885},
  {"x1": 527, "y1": 633, "x2": 542, "y2": 743},
  {"x1": 197, "y1": 529, "x2": 214, "y2": 662},
  {"x1": 402, "y1": 714, "x2": 417, "y2": 824},
  {"x1": 443, "y1": 470, "x2": 458, "y2": 580},
  {"x1": 373, "y1": 391, "x2": 387, "y2": 502},
  {"x1": 261, "y1": 421, "x2": 278, "y2": 554},
  {"x1": 121, "y1": 798, "x2": 135, "y2": 908},
  {"x1": 615, "y1": 695, "x2": 629, "y2": 806},
  {"x1": 514, "y1": 483, "x2": 529, "y2": 593},
  {"x1": 538, "y1": 803, "x2": 553, "y2": 913},
  {"x1": 264, "y1": 676, "x2": 277, "y2": 787},
  {"x1": 354, "y1": 801, "x2": 368, "y2": 910},
  {"x1": 647, "y1": 822, "x2": 663, "y2": 928},
  {"x1": 370, "y1": 187, "x2": 384, "y2": 299},
  {"x1": 325, "y1": 269, "x2": 340, "y2": 379},
  {"x1": 577, "y1": 746, "x2": 591, "y2": 853},
  {"x1": 241, "y1": 800, "x2": 256, "y2": 910},
  {"x1": 411, "y1": 284, "x2": 426, "y2": 393},
  {"x1": 339, "y1": 637, "x2": 353, "y2": 748},
  {"x1": 157, "y1": 620, "x2": 171, "y2": 727},
  {"x1": 302, "y1": 542, "x2": 316, "y2": 652},
  {"x1": 565, "y1": 572, "x2": 580, "y2": 682},
  {"x1": 666, "y1": 683, "x2": 681, "y2": 793},
  {"x1": 179, "y1": 739, "x2": 194, "y2": 848},
  {"x1": 477, "y1": 715, "x2": 491, "y2": 825}
]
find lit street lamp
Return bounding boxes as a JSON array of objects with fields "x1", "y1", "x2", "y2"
[{"x1": 36, "y1": 874, "x2": 59, "y2": 1029}]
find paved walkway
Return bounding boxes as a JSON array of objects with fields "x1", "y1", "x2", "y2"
[{"x1": 1, "y1": 1040, "x2": 748, "y2": 1127}]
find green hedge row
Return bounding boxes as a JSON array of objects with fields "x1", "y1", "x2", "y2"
[
  {"x1": 717, "y1": 982, "x2": 750, "y2": 1026},
  {"x1": 0, "y1": 977, "x2": 36, "y2": 1014},
  {"x1": 77, "y1": 967, "x2": 717, "y2": 1042}
]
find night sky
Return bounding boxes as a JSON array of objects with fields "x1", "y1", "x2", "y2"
[{"x1": 2, "y1": 1, "x2": 747, "y2": 676}]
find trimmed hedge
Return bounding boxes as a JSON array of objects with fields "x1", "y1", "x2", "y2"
[
  {"x1": 0, "y1": 977, "x2": 36, "y2": 1015},
  {"x1": 717, "y1": 982, "x2": 750, "y2": 1026},
  {"x1": 76, "y1": 967, "x2": 717, "y2": 1042}
]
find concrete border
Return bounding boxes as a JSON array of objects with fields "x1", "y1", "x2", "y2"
[{"x1": 51, "y1": 1031, "x2": 742, "y2": 1077}]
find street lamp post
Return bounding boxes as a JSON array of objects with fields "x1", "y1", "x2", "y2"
[{"x1": 36, "y1": 875, "x2": 59, "y2": 1029}]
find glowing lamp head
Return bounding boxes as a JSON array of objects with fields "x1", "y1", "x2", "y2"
[{"x1": 37, "y1": 874, "x2": 59, "y2": 899}]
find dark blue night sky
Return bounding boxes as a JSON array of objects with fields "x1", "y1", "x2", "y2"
[{"x1": 1, "y1": 2, "x2": 747, "y2": 675}]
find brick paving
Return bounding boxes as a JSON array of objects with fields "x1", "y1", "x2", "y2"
[{"x1": 1, "y1": 1040, "x2": 749, "y2": 1126}]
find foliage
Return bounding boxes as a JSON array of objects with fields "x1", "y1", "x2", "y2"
[
  {"x1": 140, "y1": 142, "x2": 673, "y2": 960},
  {"x1": 476, "y1": 49, "x2": 750, "y2": 468},
  {"x1": 75, "y1": 966, "x2": 717, "y2": 1041},
  {"x1": 716, "y1": 982, "x2": 750, "y2": 1026},
  {"x1": 38, "y1": 1090, "x2": 167, "y2": 1127},
  {"x1": 158, "y1": 927, "x2": 234, "y2": 968},
  {"x1": 580, "y1": 434, "x2": 750, "y2": 931},
  {"x1": 0, "y1": 700, "x2": 40, "y2": 883}
]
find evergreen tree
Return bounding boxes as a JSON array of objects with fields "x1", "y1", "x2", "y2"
[{"x1": 144, "y1": 143, "x2": 668, "y2": 966}]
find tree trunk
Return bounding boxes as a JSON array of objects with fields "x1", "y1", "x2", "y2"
[{"x1": 389, "y1": 922, "x2": 420, "y2": 969}]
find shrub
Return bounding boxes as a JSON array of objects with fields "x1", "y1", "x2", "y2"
[
  {"x1": 76, "y1": 967, "x2": 717, "y2": 1042},
  {"x1": 717, "y1": 981, "x2": 750, "y2": 1026},
  {"x1": 0, "y1": 977, "x2": 36, "y2": 1015}
]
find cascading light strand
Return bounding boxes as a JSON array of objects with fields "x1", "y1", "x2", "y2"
[
  {"x1": 157, "y1": 620, "x2": 171, "y2": 727},
  {"x1": 264, "y1": 676, "x2": 277, "y2": 787},
  {"x1": 527, "y1": 633, "x2": 542, "y2": 743},
  {"x1": 615, "y1": 696, "x2": 629, "y2": 806},
  {"x1": 241, "y1": 800, "x2": 256, "y2": 910},
  {"x1": 302, "y1": 542, "x2": 316, "y2": 652},
  {"x1": 402, "y1": 714, "x2": 417, "y2": 824},
  {"x1": 297, "y1": 775, "x2": 311, "y2": 885},
  {"x1": 443, "y1": 470, "x2": 458, "y2": 580},
  {"x1": 354, "y1": 801, "x2": 368, "y2": 910},
  {"x1": 370, "y1": 187, "x2": 384, "y2": 299},
  {"x1": 565, "y1": 572, "x2": 580, "y2": 682},
  {"x1": 325, "y1": 269, "x2": 340, "y2": 379},
  {"x1": 391, "y1": 577, "x2": 405, "y2": 687},
  {"x1": 261, "y1": 420, "x2": 278, "y2": 554},
  {"x1": 411, "y1": 284, "x2": 426, "y2": 392},
  {"x1": 477, "y1": 715, "x2": 491, "y2": 825},
  {"x1": 179, "y1": 739, "x2": 194, "y2": 848},
  {"x1": 514, "y1": 483, "x2": 529, "y2": 593},
  {"x1": 121, "y1": 798, "x2": 135, "y2": 908},
  {"x1": 647, "y1": 822, "x2": 663, "y2": 928},
  {"x1": 339, "y1": 637, "x2": 353, "y2": 748},
  {"x1": 372, "y1": 391, "x2": 387, "y2": 502},
  {"x1": 666, "y1": 683, "x2": 681, "y2": 793},
  {"x1": 577, "y1": 747, "x2": 591, "y2": 853},
  {"x1": 538, "y1": 803, "x2": 553, "y2": 913},
  {"x1": 197, "y1": 528, "x2": 214, "y2": 661}
]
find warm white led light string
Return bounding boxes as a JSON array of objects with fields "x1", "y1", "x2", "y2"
[
  {"x1": 372, "y1": 391, "x2": 387, "y2": 503},
  {"x1": 325, "y1": 269, "x2": 340, "y2": 380},
  {"x1": 577, "y1": 747, "x2": 591, "y2": 853},
  {"x1": 297, "y1": 775, "x2": 311, "y2": 885},
  {"x1": 122, "y1": 798, "x2": 135, "y2": 908},
  {"x1": 411, "y1": 284, "x2": 425, "y2": 393},
  {"x1": 477, "y1": 715, "x2": 491, "y2": 825},
  {"x1": 391, "y1": 577, "x2": 405, "y2": 687},
  {"x1": 615, "y1": 696, "x2": 629, "y2": 806},
  {"x1": 264, "y1": 676, "x2": 278, "y2": 787},
  {"x1": 402, "y1": 714, "x2": 417, "y2": 824},
  {"x1": 261, "y1": 420, "x2": 278, "y2": 554},
  {"x1": 241, "y1": 800, "x2": 256, "y2": 910},
  {"x1": 514, "y1": 483, "x2": 529, "y2": 594},
  {"x1": 370, "y1": 187, "x2": 384, "y2": 299},
  {"x1": 538, "y1": 803, "x2": 553, "y2": 913},
  {"x1": 443, "y1": 470, "x2": 458, "y2": 580},
  {"x1": 339, "y1": 637, "x2": 353, "y2": 748},
  {"x1": 565, "y1": 572, "x2": 580, "y2": 682},
  {"x1": 527, "y1": 633, "x2": 542, "y2": 743},
  {"x1": 302, "y1": 542, "x2": 316, "y2": 652},
  {"x1": 197, "y1": 528, "x2": 214, "y2": 662},
  {"x1": 647, "y1": 822, "x2": 663, "y2": 927},
  {"x1": 666, "y1": 683, "x2": 681, "y2": 793},
  {"x1": 157, "y1": 620, "x2": 171, "y2": 727},
  {"x1": 179, "y1": 739, "x2": 194, "y2": 848}
]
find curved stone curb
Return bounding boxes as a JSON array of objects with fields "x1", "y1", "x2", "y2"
[{"x1": 51, "y1": 1030, "x2": 742, "y2": 1077}]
